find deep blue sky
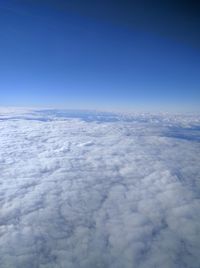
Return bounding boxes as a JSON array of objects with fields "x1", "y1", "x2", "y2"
[{"x1": 0, "y1": 0, "x2": 200, "y2": 112}]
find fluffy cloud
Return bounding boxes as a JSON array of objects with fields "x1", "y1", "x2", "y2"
[{"x1": 0, "y1": 109, "x2": 200, "y2": 268}]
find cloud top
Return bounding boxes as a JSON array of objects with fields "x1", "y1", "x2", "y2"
[{"x1": 0, "y1": 109, "x2": 200, "y2": 268}]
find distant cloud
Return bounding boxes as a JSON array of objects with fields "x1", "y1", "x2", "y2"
[{"x1": 0, "y1": 108, "x2": 200, "y2": 267}]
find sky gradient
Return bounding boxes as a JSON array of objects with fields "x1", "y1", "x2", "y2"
[{"x1": 0, "y1": 0, "x2": 200, "y2": 112}]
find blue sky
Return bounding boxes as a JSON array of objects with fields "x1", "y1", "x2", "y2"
[{"x1": 0, "y1": 0, "x2": 200, "y2": 112}]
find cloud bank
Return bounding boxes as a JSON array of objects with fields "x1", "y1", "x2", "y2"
[{"x1": 0, "y1": 109, "x2": 200, "y2": 268}]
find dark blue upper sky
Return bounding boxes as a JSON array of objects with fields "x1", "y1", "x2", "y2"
[{"x1": 0, "y1": 0, "x2": 200, "y2": 112}]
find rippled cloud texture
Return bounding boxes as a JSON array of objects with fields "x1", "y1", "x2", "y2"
[{"x1": 0, "y1": 108, "x2": 200, "y2": 268}]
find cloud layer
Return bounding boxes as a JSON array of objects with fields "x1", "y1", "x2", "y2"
[{"x1": 0, "y1": 109, "x2": 200, "y2": 268}]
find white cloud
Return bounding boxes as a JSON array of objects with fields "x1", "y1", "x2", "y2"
[{"x1": 0, "y1": 108, "x2": 200, "y2": 267}]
